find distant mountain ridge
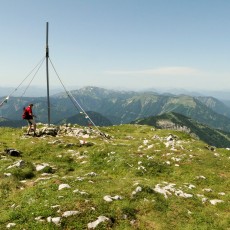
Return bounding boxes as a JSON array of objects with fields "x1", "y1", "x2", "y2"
[
  {"x1": 197, "y1": 96, "x2": 230, "y2": 118},
  {"x1": 1, "y1": 86, "x2": 230, "y2": 133}
]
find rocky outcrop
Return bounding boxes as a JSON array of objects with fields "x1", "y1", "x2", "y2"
[{"x1": 31, "y1": 124, "x2": 110, "y2": 139}]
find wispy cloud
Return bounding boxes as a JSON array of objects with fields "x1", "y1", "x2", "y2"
[{"x1": 105, "y1": 67, "x2": 203, "y2": 76}]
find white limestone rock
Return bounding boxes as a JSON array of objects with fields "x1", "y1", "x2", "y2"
[
  {"x1": 87, "y1": 216, "x2": 109, "y2": 229},
  {"x1": 103, "y1": 195, "x2": 113, "y2": 202},
  {"x1": 62, "y1": 210, "x2": 80, "y2": 217},
  {"x1": 47, "y1": 216, "x2": 61, "y2": 225},
  {"x1": 7, "y1": 160, "x2": 25, "y2": 169},
  {"x1": 103, "y1": 195, "x2": 122, "y2": 202},
  {"x1": 58, "y1": 184, "x2": 71, "y2": 190},
  {"x1": 210, "y1": 199, "x2": 224, "y2": 205},
  {"x1": 36, "y1": 163, "x2": 50, "y2": 171},
  {"x1": 6, "y1": 223, "x2": 16, "y2": 228}
]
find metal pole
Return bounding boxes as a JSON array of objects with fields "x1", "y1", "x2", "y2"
[{"x1": 46, "y1": 22, "x2": 51, "y2": 126}]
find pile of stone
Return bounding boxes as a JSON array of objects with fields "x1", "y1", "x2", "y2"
[{"x1": 24, "y1": 124, "x2": 110, "y2": 139}]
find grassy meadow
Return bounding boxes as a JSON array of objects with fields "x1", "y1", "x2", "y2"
[{"x1": 0, "y1": 124, "x2": 229, "y2": 229}]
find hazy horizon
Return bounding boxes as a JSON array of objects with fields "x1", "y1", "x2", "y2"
[{"x1": 1, "y1": 85, "x2": 230, "y2": 101}]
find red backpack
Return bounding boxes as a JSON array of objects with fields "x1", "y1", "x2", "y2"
[{"x1": 22, "y1": 107, "x2": 29, "y2": 120}]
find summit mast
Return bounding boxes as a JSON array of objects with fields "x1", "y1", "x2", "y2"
[{"x1": 46, "y1": 22, "x2": 51, "y2": 126}]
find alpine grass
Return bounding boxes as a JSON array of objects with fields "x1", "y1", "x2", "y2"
[{"x1": 0, "y1": 124, "x2": 229, "y2": 229}]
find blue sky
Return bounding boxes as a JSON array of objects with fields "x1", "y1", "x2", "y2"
[{"x1": 0, "y1": 0, "x2": 230, "y2": 91}]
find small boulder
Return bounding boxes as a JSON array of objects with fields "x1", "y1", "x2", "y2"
[
  {"x1": 58, "y1": 184, "x2": 71, "y2": 190},
  {"x1": 6, "y1": 223, "x2": 16, "y2": 228},
  {"x1": 88, "y1": 216, "x2": 110, "y2": 229},
  {"x1": 62, "y1": 211, "x2": 79, "y2": 217},
  {"x1": 5, "y1": 148, "x2": 21, "y2": 157}
]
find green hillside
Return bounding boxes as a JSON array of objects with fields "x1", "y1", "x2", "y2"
[
  {"x1": 56, "y1": 111, "x2": 113, "y2": 127},
  {"x1": 0, "y1": 124, "x2": 229, "y2": 229},
  {"x1": 0, "y1": 116, "x2": 27, "y2": 128},
  {"x1": 132, "y1": 112, "x2": 230, "y2": 148}
]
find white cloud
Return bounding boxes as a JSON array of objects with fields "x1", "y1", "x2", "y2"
[{"x1": 105, "y1": 66, "x2": 203, "y2": 76}]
